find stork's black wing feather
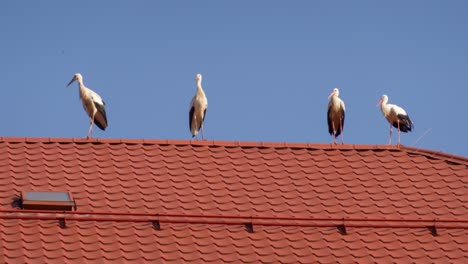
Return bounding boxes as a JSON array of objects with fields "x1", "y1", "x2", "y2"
[
  {"x1": 93, "y1": 101, "x2": 108, "y2": 131},
  {"x1": 327, "y1": 107, "x2": 334, "y2": 135},
  {"x1": 189, "y1": 106, "x2": 195, "y2": 136},
  {"x1": 396, "y1": 114, "x2": 413, "y2": 132},
  {"x1": 202, "y1": 108, "x2": 207, "y2": 123},
  {"x1": 340, "y1": 108, "x2": 345, "y2": 134}
]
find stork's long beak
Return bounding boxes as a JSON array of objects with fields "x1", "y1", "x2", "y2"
[
  {"x1": 376, "y1": 98, "x2": 383, "y2": 107},
  {"x1": 328, "y1": 91, "x2": 334, "y2": 99},
  {"x1": 66, "y1": 76, "x2": 76, "y2": 87}
]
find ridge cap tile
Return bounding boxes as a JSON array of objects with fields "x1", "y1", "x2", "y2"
[{"x1": 2, "y1": 135, "x2": 466, "y2": 159}]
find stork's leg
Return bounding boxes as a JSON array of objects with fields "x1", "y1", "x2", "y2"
[
  {"x1": 87, "y1": 118, "x2": 94, "y2": 139},
  {"x1": 87, "y1": 112, "x2": 96, "y2": 139},
  {"x1": 332, "y1": 122, "x2": 337, "y2": 144},
  {"x1": 340, "y1": 118, "x2": 344, "y2": 144},
  {"x1": 201, "y1": 125, "x2": 205, "y2": 140},
  {"x1": 388, "y1": 124, "x2": 393, "y2": 145},
  {"x1": 397, "y1": 120, "x2": 401, "y2": 146}
]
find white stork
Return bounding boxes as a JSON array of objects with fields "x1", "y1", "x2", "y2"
[
  {"x1": 66, "y1": 73, "x2": 108, "y2": 138},
  {"x1": 327, "y1": 88, "x2": 346, "y2": 144},
  {"x1": 377, "y1": 94, "x2": 413, "y2": 145},
  {"x1": 189, "y1": 73, "x2": 208, "y2": 140}
]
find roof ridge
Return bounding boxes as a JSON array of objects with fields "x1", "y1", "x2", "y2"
[
  {"x1": 400, "y1": 145, "x2": 468, "y2": 165},
  {"x1": 0, "y1": 136, "x2": 396, "y2": 149},
  {"x1": 0, "y1": 137, "x2": 466, "y2": 163}
]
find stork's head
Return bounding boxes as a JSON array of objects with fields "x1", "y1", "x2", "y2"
[
  {"x1": 66, "y1": 73, "x2": 83, "y2": 87},
  {"x1": 377, "y1": 94, "x2": 388, "y2": 107},
  {"x1": 328, "y1": 88, "x2": 339, "y2": 99},
  {"x1": 195, "y1": 73, "x2": 202, "y2": 82}
]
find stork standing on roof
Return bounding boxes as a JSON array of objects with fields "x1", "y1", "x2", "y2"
[
  {"x1": 377, "y1": 94, "x2": 413, "y2": 145},
  {"x1": 189, "y1": 73, "x2": 208, "y2": 140},
  {"x1": 327, "y1": 88, "x2": 346, "y2": 144},
  {"x1": 67, "y1": 73, "x2": 108, "y2": 139}
]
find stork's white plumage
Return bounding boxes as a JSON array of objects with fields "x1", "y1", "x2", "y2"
[
  {"x1": 67, "y1": 73, "x2": 108, "y2": 138},
  {"x1": 189, "y1": 73, "x2": 208, "y2": 140},
  {"x1": 377, "y1": 94, "x2": 413, "y2": 145},
  {"x1": 327, "y1": 88, "x2": 346, "y2": 144}
]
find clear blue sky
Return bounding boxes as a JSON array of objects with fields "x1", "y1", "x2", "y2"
[{"x1": 1, "y1": 1, "x2": 467, "y2": 157}]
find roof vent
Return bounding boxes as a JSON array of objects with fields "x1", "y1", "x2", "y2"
[
  {"x1": 152, "y1": 220, "x2": 161, "y2": 230},
  {"x1": 245, "y1": 222, "x2": 254, "y2": 233},
  {"x1": 58, "y1": 218, "x2": 67, "y2": 229},
  {"x1": 337, "y1": 224, "x2": 347, "y2": 235},
  {"x1": 21, "y1": 191, "x2": 76, "y2": 211},
  {"x1": 428, "y1": 225, "x2": 438, "y2": 236}
]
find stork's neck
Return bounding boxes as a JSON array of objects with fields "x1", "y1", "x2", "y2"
[
  {"x1": 330, "y1": 94, "x2": 340, "y2": 104},
  {"x1": 196, "y1": 80, "x2": 204, "y2": 92},
  {"x1": 381, "y1": 99, "x2": 388, "y2": 108},
  {"x1": 77, "y1": 80, "x2": 86, "y2": 99},
  {"x1": 380, "y1": 100, "x2": 390, "y2": 115}
]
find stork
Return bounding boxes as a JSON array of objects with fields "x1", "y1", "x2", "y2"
[
  {"x1": 377, "y1": 94, "x2": 413, "y2": 145},
  {"x1": 66, "y1": 73, "x2": 108, "y2": 139},
  {"x1": 327, "y1": 88, "x2": 346, "y2": 144},
  {"x1": 189, "y1": 73, "x2": 208, "y2": 140}
]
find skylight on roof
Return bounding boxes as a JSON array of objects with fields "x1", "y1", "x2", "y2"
[{"x1": 21, "y1": 191, "x2": 76, "y2": 211}]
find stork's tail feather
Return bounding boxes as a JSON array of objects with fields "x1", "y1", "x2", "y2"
[
  {"x1": 328, "y1": 123, "x2": 341, "y2": 136},
  {"x1": 396, "y1": 114, "x2": 414, "y2": 132},
  {"x1": 329, "y1": 129, "x2": 342, "y2": 137},
  {"x1": 93, "y1": 102, "x2": 108, "y2": 131},
  {"x1": 95, "y1": 120, "x2": 107, "y2": 131}
]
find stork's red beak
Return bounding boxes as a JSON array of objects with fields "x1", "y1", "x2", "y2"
[
  {"x1": 66, "y1": 76, "x2": 76, "y2": 87},
  {"x1": 328, "y1": 91, "x2": 334, "y2": 99},
  {"x1": 376, "y1": 98, "x2": 383, "y2": 107}
]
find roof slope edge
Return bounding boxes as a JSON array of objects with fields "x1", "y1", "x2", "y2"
[{"x1": 0, "y1": 136, "x2": 466, "y2": 163}]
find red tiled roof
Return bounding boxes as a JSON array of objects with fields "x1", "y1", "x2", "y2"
[{"x1": 0, "y1": 137, "x2": 466, "y2": 262}]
